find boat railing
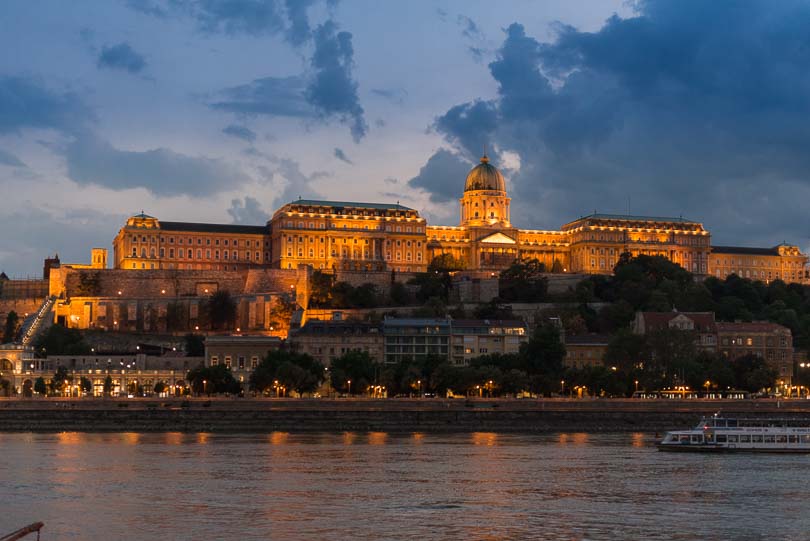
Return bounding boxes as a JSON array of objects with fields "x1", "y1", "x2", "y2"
[{"x1": 0, "y1": 523, "x2": 44, "y2": 541}]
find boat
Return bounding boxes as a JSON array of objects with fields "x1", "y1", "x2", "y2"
[
  {"x1": 1, "y1": 522, "x2": 44, "y2": 541},
  {"x1": 658, "y1": 414, "x2": 810, "y2": 453}
]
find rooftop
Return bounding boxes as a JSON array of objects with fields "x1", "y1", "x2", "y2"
[
  {"x1": 562, "y1": 213, "x2": 700, "y2": 229},
  {"x1": 159, "y1": 221, "x2": 268, "y2": 235},
  {"x1": 711, "y1": 245, "x2": 780, "y2": 256},
  {"x1": 285, "y1": 199, "x2": 414, "y2": 211},
  {"x1": 716, "y1": 321, "x2": 791, "y2": 333}
]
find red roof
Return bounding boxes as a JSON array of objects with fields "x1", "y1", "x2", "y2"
[
  {"x1": 716, "y1": 322, "x2": 791, "y2": 334},
  {"x1": 639, "y1": 312, "x2": 716, "y2": 332}
]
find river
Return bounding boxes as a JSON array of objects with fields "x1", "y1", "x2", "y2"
[{"x1": 0, "y1": 432, "x2": 806, "y2": 540}]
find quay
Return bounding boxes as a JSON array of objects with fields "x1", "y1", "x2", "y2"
[{"x1": 0, "y1": 398, "x2": 808, "y2": 433}]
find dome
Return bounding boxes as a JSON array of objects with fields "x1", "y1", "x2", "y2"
[{"x1": 464, "y1": 155, "x2": 505, "y2": 192}]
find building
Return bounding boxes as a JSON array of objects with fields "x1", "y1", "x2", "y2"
[
  {"x1": 269, "y1": 200, "x2": 428, "y2": 272},
  {"x1": 288, "y1": 320, "x2": 383, "y2": 366},
  {"x1": 716, "y1": 322, "x2": 794, "y2": 385},
  {"x1": 564, "y1": 334, "x2": 610, "y2": 369},
  {"x1": 709, "y1": 244, "x2": 808, "y2": 283},
  {"x1": 105, "y1": 156, "x2": 808, "y2": 282},
  {"x1": 205, "y1": 335, "x2": 282, "y2": 385},
  {"x1": 0, "y1": 349, "x2": 198, "y2": 397},
  {"x1": 112, "y1": 213, "x2": 271, "y2": 271},
  {"x1": 633, "y1": 312, "x2": 718, "y2": 351},
  {"x1": 382, "y1": 317, "x2": 527, "y2": 366}
]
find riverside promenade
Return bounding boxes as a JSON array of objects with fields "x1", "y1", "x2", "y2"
[{"x1": 0, "y1": 398, "x2": 808, "y2": 433}]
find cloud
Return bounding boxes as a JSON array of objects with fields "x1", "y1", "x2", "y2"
[
  {"x1": 97, "y1": 42, "x2": 147, "y2": 73},
  {"x1": 0, "y1": 148, "x2": 25, "y2": 167},
  {"x1": 222, "y1": 124, "x2": 257, "y2": 142},
  {"x1": 274, "y1": 157, "x2": 327, "y2": 206},
  {"x1": 211, "y1": 75, "x2": 313, "y2": 117},
  {"x1": 457, "y1": 15, "x2": 483, "y2": 41},
  {"x1": 383, "y1": 176, "x2": 398, "y2": 185},
  {"x1": 333, "y1": 147, "x2": 352, "y2": 164},
  {"x1": 126, "y1": 0, "x2": 169, "y2": 18},
  {"x1": 284, "y1": 0, "x2": 316, "y2": 46},
  {"x1": 371, "y1": 88, "x2": 407, "y2": 104},
  {"x1": 306, "y1": 20, "x2": 367, "y2": 142},
  {"x1": 227, "y1": 196, "x2": 270, "y2": 224},
  {"x1": 0, "y1": 205, "x2": 125, "y2": 277},
  {"x1": 433, "y1": 2, "x2": 810, "y2": 246},
  {"x1": 0, "y1": 76, "x2": 93, "y2": 135},
  {"x1": 407, "y1": 148, "x2": 472, "y2": 203},
  {"x1": 64, "y1": 133, "x2": 247, "y2": 197}
]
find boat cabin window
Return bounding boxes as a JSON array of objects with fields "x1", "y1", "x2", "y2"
[
  {"x1": 691, "y1": 435, "x2": 702, "y2": 443},
  {"x1": 776, "y1": 435, "x2": 787, "y2": 443},
  {"x1": 751, "y1": 435, "x2": 763, "y2": 443},
  {"x1": 727, "y1": 435, "x2": 738, "y2": 443},
  {"x1": 727, "y1": 419, "x2": 737, "y2": 428},
  {"x1": 801, "y1": 435, "x2": 810, "y2": 443},
  {"x1": 788, "y1": 435, "x2": 798, "y2": 443},
  {"x1": 679, "y1": 435, "x2": 690, "y2": 443},
  {"x1": 716, "y1": 435, "x2": 727, "y2": 443},
  {"x1": 764, "y1": 436, "x2": 775, "y2": 443}
]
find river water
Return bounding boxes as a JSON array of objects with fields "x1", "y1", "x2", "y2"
[{"x1": 0, "y1": 431, "x2": 806, "y2": 540}]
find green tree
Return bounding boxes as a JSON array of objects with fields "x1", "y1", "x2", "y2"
[
  {"x1": 389, "y1": 281, "x2": 411, "y2": 305},
  {"x1": 499, "y1": 259, "x2": 548, "y2": 302},
  {"x1": 731, "y1": 354, "x2": 778, "y2": 393},
  {"x1": 34, "y1": 377, "x2": 47, "y2": 396},
  {"x1": 187, "y1": 364, "x2": 241, "y2": 395},
  {"x1": 604, "y1": 328, "x2": 647, "y2": 373},
  {"x1": 205, "y1": 290, "x2": 237, "y2": 331},
  {"x1": 80, "y1": 376, "x2": 92, "y2": 395},
  {"x1": 249, "y1": 350, "x2": 324, "y2": 395},
  {"x1": 183, "y1": 333, "x2": 205, "y2": 356},
  {"x1": 103, "y1": 375, "x2": 113, "y2": 396},
  {"x1": 50, "y1": 366, "x2": 71, "y2": 396},
  {"x1": 330, "y1": 350, "x2": 377, "y2": 395},
  {"x1": 309, "y1": 270, "x2": 335, "y2": 307},
  {"x1": 428, "y1": 253, "x2": 466, "y2": 272},
  {"x1": 34, "y1": 324, "x2": 91, "y2": 356},
  {"x1": 154, "y1": 381, "x2": 167, "y2": 394},
  {"x1": 3, "y1": 310, "x2": 19, "y2": 343},
  {"x1": 519, "y1": 322, "x2": 566, "y2": 394}
]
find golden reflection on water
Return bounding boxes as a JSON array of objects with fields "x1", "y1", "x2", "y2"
[
  {"x1": 57, "y1": 432, "x2": 84, "y2": 445},
  {"x1": 557, "y1": 433, "x2": 589, "y2": 445},
  {"x1": 269, "y1": 432, "x2": 289, "y2": 445},
  {"x1": 342, "y1": 432, "x2": 356, "y2": 445},
  {"x1": 122, "y1": 432, "x2": 140, "y2": 445},
  {"x1": 196, "y1": 432, "x2": 210, "y2": 444},
  {"x1": 631, "y1": 432, "x2": 645, "y2": 448},
  {"x1": 164, "y1": 432, "x2": 183, "y2": 445},
  {"x1": 471, "y1": 432, "x2": 498, "y2": 446},
  {"x1": 368, "y1": 432, "x2": 387, "y2": 445},
  {"x1": 411, "y1": 432, "x2": 424, "y2": 444}
]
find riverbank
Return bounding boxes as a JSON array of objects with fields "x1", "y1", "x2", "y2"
[{"x1": 1, "y1": 398, "x2": 809, "y2": 432}]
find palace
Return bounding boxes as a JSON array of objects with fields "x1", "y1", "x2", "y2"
[{"x1": 109, "y1": 156, "x2": 809, "y2": 282}]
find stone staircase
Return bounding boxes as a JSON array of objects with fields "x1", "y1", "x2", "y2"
[{"x1": 16, "y1": 296, "x2": 55, "y2": 346}]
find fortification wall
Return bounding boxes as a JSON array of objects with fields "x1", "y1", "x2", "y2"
[{"x1": 0, "y1": 299, "x2": 44, "y2": 335}]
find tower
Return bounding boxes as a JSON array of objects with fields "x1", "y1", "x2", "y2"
[{"x1": 459, "y1": 155, "x2": 511, "y2": 228}]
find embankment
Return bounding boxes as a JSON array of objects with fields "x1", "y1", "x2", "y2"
[{"x1": 0, "y1": 398, "x2": 808, "y2": 433}]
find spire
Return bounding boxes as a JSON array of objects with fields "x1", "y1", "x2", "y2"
[{"x1": 480, "y1": 154, "x2": 489, "y2": 164}]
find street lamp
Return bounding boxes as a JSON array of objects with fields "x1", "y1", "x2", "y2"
[
  {"x1": 347, "y1": 379, "x2": 352, "y2": 396},
  {"x1": 417, "y1": 379, "x2": 421, "y2": 397},
  {"x1": 203, "y1": 379, "x2": 207, "y2": 395},
  {"x1": 560, "y1": 380, "x2": 565, "y2": 396},
  {"x1": 704, "y1": 380, "x2": 711, "y2": 397},
  {"x1": 634, "y1": 380, "x2": 639, "y2": 394}
]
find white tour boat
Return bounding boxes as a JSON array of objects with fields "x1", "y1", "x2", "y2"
[{"x1": 658, "y1": 414, "x2": 810, "y2": 453}]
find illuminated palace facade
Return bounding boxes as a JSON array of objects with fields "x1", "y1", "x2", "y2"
[{"x1": 111, "y1": 156, "x2": 809, "y2": 282}]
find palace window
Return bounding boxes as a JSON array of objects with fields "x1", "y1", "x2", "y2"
[
  {"x1": 224, "y1": 239, "x2": 229, "y2": 246},
  {"x1": 169, "y1": 248, "x2": 174, "y2": 258},
  {"x1": 223, "y1": 251, "x2": 229, "y2": 260}
]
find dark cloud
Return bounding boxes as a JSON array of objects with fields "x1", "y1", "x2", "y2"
[
  {"x1": 435, "y1": 8, "x2": 448, "y2": 22},
  {"x1": 284, "y1": 0, "x2": 316, "y2": 46},
  {"x1": 457, "y1": 15, "x2": 483, "y2": 41},
  {"x1": 371, "y1": 88, "x2": 407, "y2": 104},
  {"x1": 211, "y1": 76, "x2": 313, "y2": 117},
  {"x1": 64, "y1": 134, "x2": 247, "y2": 197},
  {"x1": 306, "y1": 21, "x2": 367, "y2": 142},
  {"x1": 383, "y1": 176, "x2": 398, "y2": 185},
  {"x1": 0, "y1": 76, "x2": 93, "y2": 135},
  {"x1": 0, "y1": 149, "x2": 25, "y2": 167},
  {"x1": 97, "y1": 42, "x2": 147, "y2": 73},
  {"x1": 222, "y1": 123, "x2": 257, "y2": 142},
  {"x1": 333, "y1": 147, "x2": 352, "y2": 164},
  {"x1": 227, "y1": 196, "x2": 270, "y2": 224},
  {"x1": 433, "y1": 2, "x2": 810, "y2": 247},
  {"x1": 126, "y1": 0, "x2": 169, "y2": 18},
  {"x1": 407, "y1": 149, "x2": 472, "y2": 203}
]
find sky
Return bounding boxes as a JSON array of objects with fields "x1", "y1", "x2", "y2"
[{"x1": 3, "y1": 0, "x2": 810, "y2": 277}]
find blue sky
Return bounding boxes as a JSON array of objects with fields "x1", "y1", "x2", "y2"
[{"x1": 2, "y1": 0, "x2": 810, "y2": 276}]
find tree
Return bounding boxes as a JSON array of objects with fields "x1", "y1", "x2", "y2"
[
  {"x1": 249, "y1": 350, "x2": 324, "y2": 395},
  {"x1": 330, "y1": 350, "x2": 377, "y2": 395},
  {"x1": 34, "y1": 324, "x2": 90, "y2": 356},
  {"x1": 389, "y1": 282, "x2": 411, "y2": 305},
  {"x1": 34, "y1": 377, "x2": 47, "y2": 396},
  {"x1": 183, "y1": 333, "x2": 205, "y2": 356},
  {"x1": 205, "y1": 290, "x2": 237, "y2": 331},
  {"x1": 187, "y1": 364, "x2": 241, "y2": 395},
  {"x1": 103, "y1": 375, "x2": 113, "y2": 396},
  {"x1": 605, "y1": 329, "x2": 647, "y2": 373},
  {"x1": 51, "y1": 366, "x2": 71, "y2": 396},
  {"x1": 154, "y1": 381, "x2": 167, "y2": 394},
  {"x1": 519, "y1": 322, "x2": 566, "y2": 394},
  {"x1": 309, "y1": 270, "x2": 335, "y2": 307},
  {"x1": 731, "y1": 354, "x2": 778, "y2": 393},
  {"x1": 428, "y1": 253, "x2": 466, "y2": 273},
  {"x1": 499, "y1": 259, "x2": 548, "y2": 302},
  {"x1": 80, "y1": 376, "x2": 92, "y2": 395},
  {"x1": 3, "y1": 310, "x2": 19, "y2": 343}
]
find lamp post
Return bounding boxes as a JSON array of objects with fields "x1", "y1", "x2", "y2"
[
  {"x1": 704, "y1": 380, "x2": 711, "y2": 398},
  {"x1": 347, "y1": 379, "x2": 352, "y2": 396},
  {"x1": 203, "y1": 379, "x2": 207, "y2": 396},
  {"x1": 560, "y1": 380, "x2": 565, "y2": 396},
  {"x1": 634, "y1": 380, "x2": 639, "y2": 394}
]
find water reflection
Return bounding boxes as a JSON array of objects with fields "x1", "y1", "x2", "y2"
[{"x1": 1, "y1": 432, "x2": 808, "y2": 540}]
